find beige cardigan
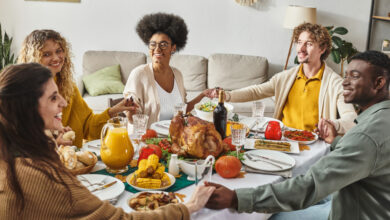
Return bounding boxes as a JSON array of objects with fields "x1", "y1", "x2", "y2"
[
  {"x1": 123, "y1": 64, "x2": 187, "y2": 127},
  {"x1": 226, "y1": 65, "x2": 357, "y2": 134},
  {"x1": 0, "y1": 159, "x2": 190, "y2": 220}
]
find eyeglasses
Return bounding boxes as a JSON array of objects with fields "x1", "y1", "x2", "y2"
[{"x1": 148, "y1": 41, "x2": 170, "y2": 50}]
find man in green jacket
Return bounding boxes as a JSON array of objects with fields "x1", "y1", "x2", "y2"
[{"x1": 205, "y1": 50, "x2": 390, "y2": 219}]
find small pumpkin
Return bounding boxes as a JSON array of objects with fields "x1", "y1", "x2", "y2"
[{"x1": 215, "y1": 155, "x2": 242, "y2": 178}]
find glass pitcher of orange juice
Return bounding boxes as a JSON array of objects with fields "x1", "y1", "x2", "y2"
[{"x1": 100, "y1": 116, "x2": 134, "y2": 173}]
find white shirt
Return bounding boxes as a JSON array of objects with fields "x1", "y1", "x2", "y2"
[{"x1": 156, "y1": 79, "x2": 182, "y2": 120}]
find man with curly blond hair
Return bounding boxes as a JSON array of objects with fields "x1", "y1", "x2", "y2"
[{"x1": 207, "y1": 23, "x2": 357, "y2": 134}]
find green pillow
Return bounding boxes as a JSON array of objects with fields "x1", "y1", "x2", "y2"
[{"x1": 82, "y1": 64, "x2": 125, "y2": 96}]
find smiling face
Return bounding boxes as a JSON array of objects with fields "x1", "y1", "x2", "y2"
[
  {"x1": 38, "y1": 78, "x2": 67, "y2": 130},
  {"x1": 342, "y1": 59, "x2": 380, "y2": 109},
  {"x1": 40, "y1": 39, "x2": 65, "y2": 76},
  {"x1": 148, "y1": 33, "x2": 176, "y2": 65},
  {"x1": 296, "y1": 31, "x2": 326, "y2": 64}
]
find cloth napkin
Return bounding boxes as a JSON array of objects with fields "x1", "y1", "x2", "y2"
[{"x1": 244, "y1": 166, "x2": 292, "y2": 178}]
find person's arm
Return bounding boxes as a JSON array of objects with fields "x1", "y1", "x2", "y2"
[
  {"x1": 207, "y1": 132, "x2": 376, "y2": 213},
  {"x1": 186, "y1": 89, "x2": 213, "y2": 113},
  {"x1": 332, "y1": 78, "x2": 357, "y2": 134}
]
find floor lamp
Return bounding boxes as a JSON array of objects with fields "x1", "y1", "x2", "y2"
[{"x1": 283, "y1": 5, "x2": 317, "y2": 70}]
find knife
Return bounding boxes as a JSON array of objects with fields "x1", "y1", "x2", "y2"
[
  {"x1": 248, "y1": 153, "x2": 293, "y2": 166},
  {"x1": 90, "y1": 181, "x2": 117, "y2": 192}
]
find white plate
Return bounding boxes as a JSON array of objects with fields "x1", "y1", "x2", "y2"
[
  {"x1": 244, "y1": 139, "x2": 300, "y2": 154},
  {"x1": 240, "y1": 117, "x2": 284, "y2": 132},
  {"x1": 82, "y1": 139, "x2": 101, "y2": 157},
  {"x1": 242, "y1": 149, "x2": 296, "y2": 172},
  {"x1": 77, "y1": 174, "x2": 125, "y2": 201},
  {"x1": 126, "y1": 172, "x2": 175, "y2": 192},
  {"x1": 127, "y1": 191, "x2": 179, "y2": 211},
  {"x1": 283, "y1": 130, "x2": 318, "y2": 145},
  {"x1": 150, "y1": 120, "x2": 171, "y2": 136}
]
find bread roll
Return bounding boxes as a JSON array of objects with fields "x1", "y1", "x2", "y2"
[
  {"x1": 76, "y1": 151, "x2": 96, "y2": 166},
  {"x1": 63, "y1": 131, "x2": 75, "y2": 142},
  {"x1": 58, "y1": 145, "x2": 77, "y2": 169},
  {"x1": 75, "y1": 161, "x2": 86, "y2": 169}
]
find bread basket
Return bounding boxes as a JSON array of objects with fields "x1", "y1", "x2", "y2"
[{"x1": 69, "y1": 153, "x2": 98, "y2": 175}]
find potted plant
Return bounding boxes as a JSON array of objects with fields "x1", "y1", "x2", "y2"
[
  {"x1": 326, "y1": 26, "x2": 359, "y2": 76},
  {"x1": 0, "y1": 23, "x2": 16, "y2": 71}
]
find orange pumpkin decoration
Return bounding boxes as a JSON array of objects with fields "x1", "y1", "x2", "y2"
[{"x1": 215, "y1": 156, "x2": 242, "y2": 178}]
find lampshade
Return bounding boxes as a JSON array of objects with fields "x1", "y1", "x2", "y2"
[{"x1": 283, "y1": 5, "x2": 317, "y2": 29}]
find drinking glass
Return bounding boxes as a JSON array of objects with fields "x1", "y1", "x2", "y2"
[
  {"x1": 132, "y1": 114, "x2": 149, "y2": 151},
  {"x1": 174, "y1": 103, "x2": 186, "y2": 116},
  {"x1": 252, "y1": 101, "x2": 265, "y2": 138},
  {"x1": 231, "y1": 123, "x2": 247, "y2": 158}
]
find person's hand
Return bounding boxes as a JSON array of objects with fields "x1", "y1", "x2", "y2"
[
  {"x1": 108, "y1": 98, "x2": 138, "y2": 118},
  {"x1": 317, "y1": 118, "x2": 337, "y2": 144},
  {"x1": 56, "y1": 126, "x2": 73, "y2": 146},
  {"x1": 203, "y1": 88, "x2": 221, "y2": 99},
  {"x1": 184, "y1": 185, "x2": 216, "y2": 213},
  {"x1": 204, "y1": 181, "x2": 238, "y2": 210}
]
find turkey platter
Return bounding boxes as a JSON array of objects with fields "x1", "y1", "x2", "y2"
[{"x1": 169, "y1": 114, "x2": 226, "y2": 159}]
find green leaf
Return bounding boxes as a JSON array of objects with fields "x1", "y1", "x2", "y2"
[
  {"x1": 294, "y1": 56, "x2": 299, "y2": 64},
  {"x1": 325, "y1": 26, "x2": 334, "y2": 31},
  {"x1": 334, "y1": 27, "x2": 348, "y2": 35},
  {"x1": 332, "y1": 36, "x2": 343, "y2": 48},
  {"x1": 331, "y1": 49, "x2": 341, "y2": 64}
]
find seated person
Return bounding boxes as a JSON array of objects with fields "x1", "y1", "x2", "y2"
[
  {"x1": 123, "y1": 13, "x2": 211, "y2": 127},
  {"x1": 204, "y1": 51, "x2": 390, "y2": 219},
  {"x1": 207, "y1": 23, "x2": 356, "y2": 134},
  {"x1": 18, "y1": 30, "x2": 136, "y2": 147},
  {"x1": 0, "y1": 63, "x2": 215, "y2": 219}
]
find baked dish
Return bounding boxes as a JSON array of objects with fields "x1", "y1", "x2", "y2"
[
  {"x1": 254, "y1": 139, "x2": 291, "y2": 152},
  {"x1": 128, "y1": 192, "x2": 179, "y2": 211}
]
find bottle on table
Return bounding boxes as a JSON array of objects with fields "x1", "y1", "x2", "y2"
[
  {"x1": 213, "y1": 90, "x2": 227, "y2": 140},
  {"x1": 168, "y1": 154, "x2": 180, "y2": 176}
]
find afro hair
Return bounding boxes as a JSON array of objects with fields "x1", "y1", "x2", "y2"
[{"x1": 136, "y1": 12, "x2": 188, "y2": 51}]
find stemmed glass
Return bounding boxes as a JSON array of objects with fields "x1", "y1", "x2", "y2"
[
  {"x1": 231, "y1": 123, "x2": 247, "y2": 158},
  {"x1": 174, "y1": 103, "x2": 186, "y2": 116},
  {"x1": 252, "y1": 101, "x2": 265, "y2": 139},
  {"x1": 132, "y1": 114, "x2": 149, "y2": 151}
]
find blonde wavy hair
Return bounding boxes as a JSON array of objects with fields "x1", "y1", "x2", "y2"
[
  {"x1": 292, "y1": 23, "x2": 332, "y2": 61},
  {"x1": 18, "y1": 30, "x2": 74, "y2": 102}
]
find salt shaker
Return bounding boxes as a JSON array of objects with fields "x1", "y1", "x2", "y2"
[{"x1": 169, "y1": 154, "x2": 180, "y2": 176}]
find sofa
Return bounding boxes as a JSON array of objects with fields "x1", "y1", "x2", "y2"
[{"x1": 80, "y1": 51, "x2": 275, "y2": 117}]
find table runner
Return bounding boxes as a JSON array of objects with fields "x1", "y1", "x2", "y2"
[{"x1": 93, "y1": 166, "x2": 195, "y2": 193}]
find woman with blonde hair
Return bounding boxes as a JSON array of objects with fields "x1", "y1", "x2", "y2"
[
  {"x1": 0, "y1": 63, "x2": 215, "y2": 219},
  {"x1": 18, "y1": 29, "x2": 136, "y2": 147}
]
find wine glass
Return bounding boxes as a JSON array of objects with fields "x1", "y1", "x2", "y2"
[
  {"x1": 174, "y1": 102, "x2": 186, "y2": 116},
  {"x1": 231, "y1": 123, "x2": 247, "y2": 158},
  {"x1": 132, "y1": 114, "x2": 149, "y2": 151},
  {"x1": 252, "y1": 101, "x2": 265, "y2": 139}
]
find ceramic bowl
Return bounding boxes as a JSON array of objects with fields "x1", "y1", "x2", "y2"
[{"x1": 194, "y1": 102, "x2": 234, "y2": 122}]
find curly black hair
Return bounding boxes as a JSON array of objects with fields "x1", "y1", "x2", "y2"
[
  {"x1": 136, "y1": 12, "x2": 188, "y2": 51},
  {"x1": 350, "y1": 51, "x2": 390, "y2": 85}
]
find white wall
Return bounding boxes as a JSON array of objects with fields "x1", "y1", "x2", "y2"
[{"x1": 0, "y1": 0, "x2": 371, "y2": 78}]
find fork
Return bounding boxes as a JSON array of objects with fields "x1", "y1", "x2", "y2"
[
  {"x1": 79, "y1": 176, "x2": 107, "y2": 187},
  {"x1": 245, "y1": 154, "x2": 283, "y2": 169}
]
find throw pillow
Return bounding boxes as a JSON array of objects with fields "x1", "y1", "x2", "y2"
[{"x1": 82, "y1": 64, "x2": 125, "y2": 96}]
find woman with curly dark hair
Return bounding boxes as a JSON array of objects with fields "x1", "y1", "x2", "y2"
[
  {"x1": 124, "y1": 13, "x2": 211, "y2": 126},
  {"x1": 0, "y1": 63, "x2": 215, "y2": 219},
  {"x1": 18, "y1": 30, "x2": 136, "y2": 148}
]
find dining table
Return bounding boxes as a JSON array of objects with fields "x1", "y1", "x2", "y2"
[{"x1": 89, "y1": 133, "x2": 330, "y2": 220}]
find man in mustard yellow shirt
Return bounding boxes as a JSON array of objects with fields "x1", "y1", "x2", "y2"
[{"x1": 208, "y1": 23, "x2": 356, "y2": 134}]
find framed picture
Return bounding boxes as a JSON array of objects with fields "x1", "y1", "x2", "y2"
[
  {"x1": 25, "y1": 0, "x2": 80, "y2": 2},
  {"x1": 382, "y1": 40, "x2": 390, "y2": 53}
]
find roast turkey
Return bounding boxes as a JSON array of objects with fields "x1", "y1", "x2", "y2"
[{"x1": 169, "y1": 113, "x2": 226, "y2": 159}]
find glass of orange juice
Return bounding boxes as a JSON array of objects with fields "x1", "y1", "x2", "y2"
[{"x1": 100, "y1": 116, "x2": 134, "y2": 174}]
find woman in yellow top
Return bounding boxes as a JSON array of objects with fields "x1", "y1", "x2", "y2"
[
  {"x1": 18, "y1": 29, "x2": 136, "y2": 147},
  {"x1": 0, "y1": 63, "x2": 215, "y2": 219}
]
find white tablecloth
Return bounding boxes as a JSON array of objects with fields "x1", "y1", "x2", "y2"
[{"x1": 96, "y1": 140, "x2": 330, "y2": 219}]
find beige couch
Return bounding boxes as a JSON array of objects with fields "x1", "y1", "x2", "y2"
[{"x1": 80, "y1": 51, "x2": 275, "y2": 117}]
